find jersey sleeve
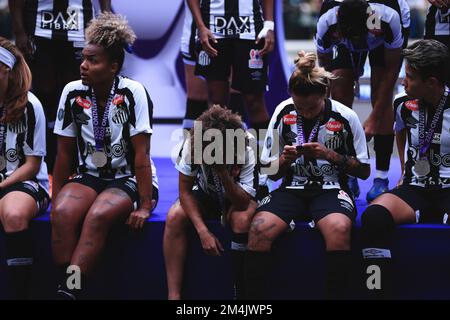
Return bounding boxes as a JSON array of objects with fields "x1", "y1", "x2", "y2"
[
  {"x1": 348, "y1": 110, "x2": 370, "y2": 164},
  {"x1": 129, "y1": 83, "x2": 153, "y2": 137},
  {"x1": 24, "y1": 94, "x2": 46, "y2": 157},
  {"x1": 175, "y1": 138, "x2": 198, "y2": 177},
  {"x1": 53, "y1": 83, "x2": 77, "y2": 137}
]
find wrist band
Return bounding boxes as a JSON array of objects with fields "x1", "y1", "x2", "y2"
[{"x1": 263, "y1": 20, "x2": 274, "y2": 31}]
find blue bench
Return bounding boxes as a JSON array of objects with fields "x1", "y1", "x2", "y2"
[{"x1": 1, "y1": 212, "x2": 450, "y2": 299}]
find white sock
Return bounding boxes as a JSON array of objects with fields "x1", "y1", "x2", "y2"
[{"x1": 375, "y1": 170, "x2": 389, "y2": 180}]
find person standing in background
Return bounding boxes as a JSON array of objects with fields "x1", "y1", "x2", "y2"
[{"x1": 8, "y1": 0, "x2": 111, "y2": 178}]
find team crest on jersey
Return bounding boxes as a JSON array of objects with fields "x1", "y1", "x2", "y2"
[
  {"x1": 248, "y1": 49, "x2": 263, "y2": 69},
  {"x1": 8, "y1": 120, "x2": 26, "y2": 134},
  {"x1": 283, "y1": 114, "x2": 297, "y2": 125},
  {"x1": 198, "y1": 51, "x2": 210, "y2": 66},
  {"x1": 112, "y1": 108, "x2": 129, "y2": 125},
  {"x1": 405, "y1": 100, "x2": 419, "y2": 111},
  {"x1": 6, "y1": 148, "x2": 19, "y2": 162},
  {"x1": 325, "y1": 134, "x2": 342, "y2": 150},
  {"x1": 432, "y1": 133, "x2": 441, "y2": 144},
  {"x1": 76, "y1": 96, "x2": 91, "y2": 109}
]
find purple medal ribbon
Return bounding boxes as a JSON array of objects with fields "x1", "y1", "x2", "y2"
[
  {"x1": 418, "y1": 89, "x2": 448, "y2": 157},
  {"x1": 91, "y1": 80, "x2": 115, "y2": 152},
  {"x1": 0, "y1": 107, "x2": 6, "y2": 155},
  {"x1": 296, "y1": 114, "x2": 321, "y2": 146}
]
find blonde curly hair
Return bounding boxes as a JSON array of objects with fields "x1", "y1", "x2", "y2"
[{"x1": 85, "y1": 12, "x2": 136, "y2": 73}]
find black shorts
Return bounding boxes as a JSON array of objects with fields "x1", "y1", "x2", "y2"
[
  {"x1": 330, "y1": 28, "x2": 410, "y2": 76},
  {"x1": 256, "y1": 188, "x2": 356, "y2": 225},
  {"x1": 388, "y1": 185, "x2": 450, "y2": 222},
  {"x1": 28, "y1": 36, "x2": 83, "y2": 122},
  {"x1": 65, "y1": 173, "x2": 159, "y2": 211},
  {"x1": 191, "y1": 185, "x2": 231, "y2": 219},
  {"x1": 195, "y1": 38, "x2": 268, "y2": 93},
  {"x1": 0, "y1": 180, "x2": 50, "y2": 214}
]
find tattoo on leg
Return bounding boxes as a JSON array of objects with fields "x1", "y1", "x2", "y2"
[
  {"x1": 250, "y1": 218, "x2": 277, "y2": 243},
  {"x1": 83, "y1": 241, "x2": 94, "y2": 248},
  {"x1": 58, "y1": 192, "x2": 83, "y2": 200},
  {"x1": 104, "y1": 188, "x2": 130, "y2": 199}
]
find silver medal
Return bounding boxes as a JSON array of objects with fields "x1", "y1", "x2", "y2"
[
  {"x1": 0, "y1": 156, "x2": 6, "y2": 171},
  {"x1": 92, "y1": 151, "x2": 107, "y2": 168},
  {"x1": 413, "y1": 158, "x2": 431, "y2": 177}
]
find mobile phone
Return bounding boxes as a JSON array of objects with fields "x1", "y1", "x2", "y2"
[{"x1": 296, "y1": 145, "x2": 303, "y2": 152}]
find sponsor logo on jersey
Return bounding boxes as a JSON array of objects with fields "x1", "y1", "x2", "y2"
[
  {"x1": 198, "y1": 50, "x2": 210, "y2": 66},
  {"x1": 265, "y1": 136, "x2": 272, "y2": 149},
  {"x1": 326, "y1": 121, "x2": 343, "y2": 132},
  {"x1": 112, "y1": 95, "x2": 125, "y2": 106},
  {"x1": 405, "y1": 100, "x2": 419, "y2": 111},
  {"x1": 76, "y1": 96, "x2": 91, "y2": 109},
  {"x1": 6, "y1": 148, "x2": 19, "y2": 162},
  {"x1": 23, "y1": 180, "x2": 40, "y2": 193},
  {"x1": 432, "y1": 133, "x2": 441, "y2": 144},
  {"x1": 283, "y1": 114, "x2": 297, "y2": 125},
  {"x1": 58, "y1": 109, "x2": 65, "y2": 121},
  {"x1": 248, "y1": 49, "x2": 263, "y2": 69},
  {"x1": 213, "y1": 16, "x2": 251, "y2": 36},
  {"x1": 41, "y1": 7, "x2": 80, "y2": 31}
]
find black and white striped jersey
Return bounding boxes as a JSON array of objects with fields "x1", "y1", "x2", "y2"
[
  {"x1": 315, "y1": 0, "x2": 409, "y2": 54},
  {"x1": 199, "y1": 0, "x2": 264, "y2": 40},
  {"x1": 261, "y1": 98, "x2": 369, "y2": 190},
  {"x1": 1, "y1": 92, "x2": 49, "y2": 194},
  {"x1": 181, "y1": 0, "x2": 197, "y2": 62},
  {"x1": 394, "y1": 90, "x2": 450, "y2": 188},
  {"x1": 54, "y1": 76, "x2": 158, "y2": 184},
  {"x1": 425, "y1": 5, "x2": 450, "y2": 42},
  {"x1": 24, "y1": 0, "x2": 94, "y2": 43},
  {"x1": 175, "y1": 131, "x2": 258, "y2": 198}
]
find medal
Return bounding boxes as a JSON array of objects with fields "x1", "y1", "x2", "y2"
[
  {"x1": 0, "y1": 107, "x2": 7, "y2": 171},
  {"x1": 413, "y1": 158, "x2": 431, "y2": 177},
  {"x1": 415, "y1": 89, "x2": 448, "y2": 178},
  {"x1": 91, "y1": 79, "x2": 115, "y2": 170},
  {"x1": 92, "y1": 151, "x2": 107, "y2": 168}
]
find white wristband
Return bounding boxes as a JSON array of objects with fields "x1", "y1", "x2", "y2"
[
  {"x1": 257, "y1": 21, "x2": 274, "y2": 40},
  {"x1": 263, "y1": 20, "x2": 275, "y2": 31}
]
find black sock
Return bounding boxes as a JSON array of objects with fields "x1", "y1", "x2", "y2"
[
  {"x1": 326, "y1": 250, "x2": 352, "y2": 300},
  {"x1": 183, "y1": 98, "x2": 208, "y2": 129},
  {"x1": 244, "y1": 250, "x2": 271, "y2": 300},
  {"x1": 5, "y1": 229, "x2": 33, "y2": 299},
  {"x1": 231, "y1": 233, "x2": 248, "y2": 300},
  {"x1": 362, "y1": 256, "x2": 393, "y2": 300},
  {"x1": 57, "y1": 268, "x2": 87, "y2": 300},
  {"x1": 374, "y1": 134, "x2": 394, "y2": 171},
  {"x1": 360, "y1": 204, "x2": 396, "y2": 299}
]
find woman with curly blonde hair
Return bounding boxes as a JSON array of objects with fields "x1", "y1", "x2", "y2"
[
  {"x1": 0, "y1": 37, "x2": 49, "y2": 299},
  {"x1": 51, "y1": 13, "x2": 158, "y2": 299},
  {"x1": 245, "y1": 51, "x2": 370, "y2": 299}
]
